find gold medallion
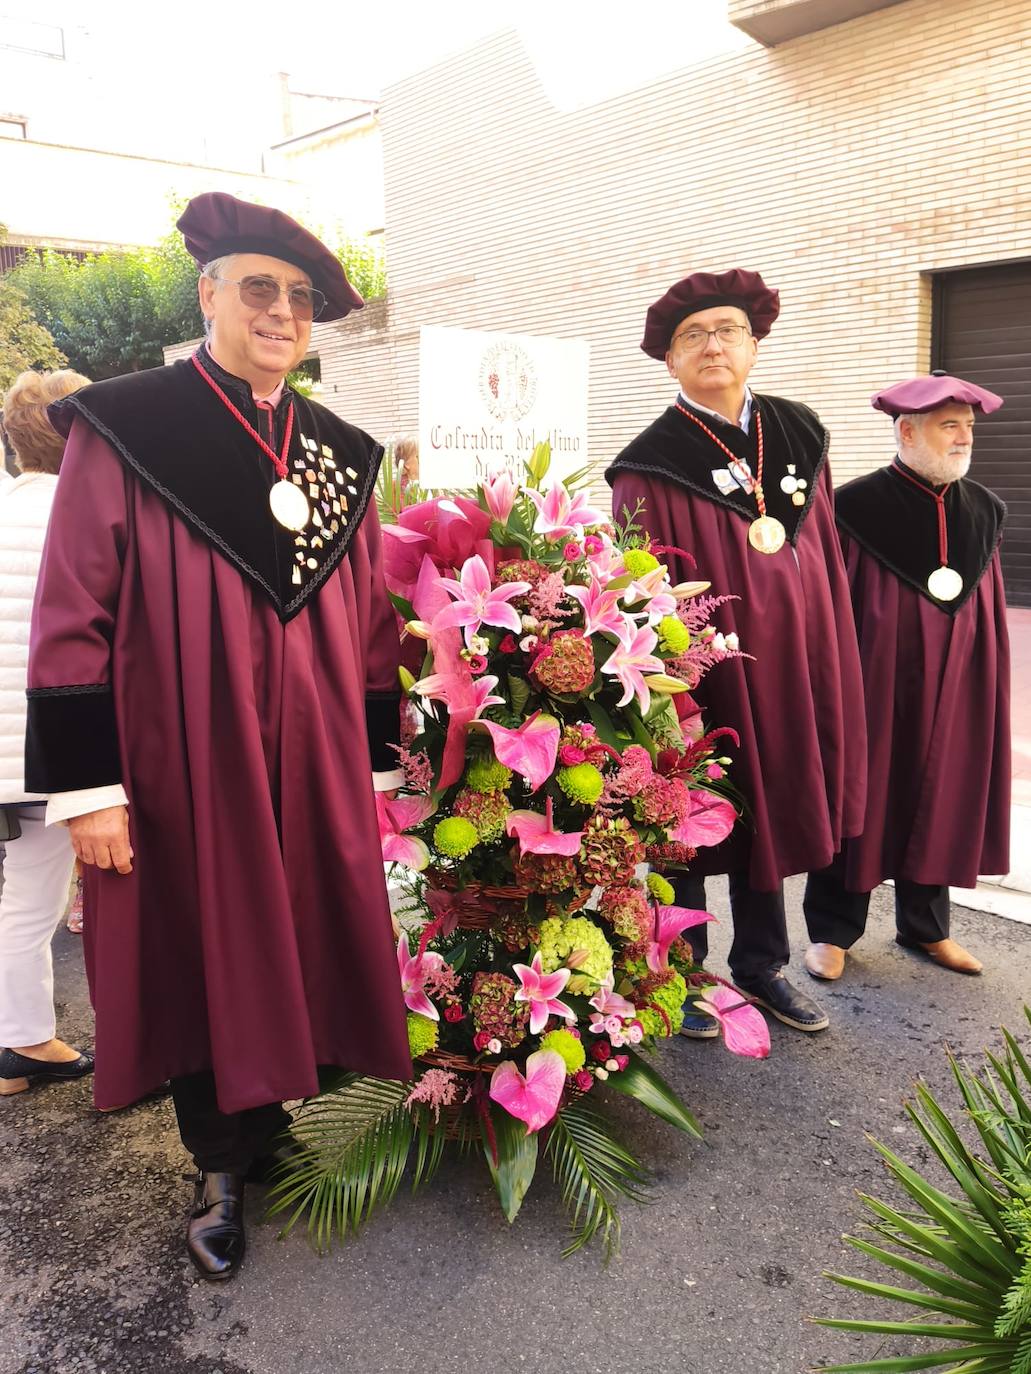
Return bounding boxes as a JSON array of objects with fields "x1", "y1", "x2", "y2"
[
  {"x1": 747, "y1": 515, "x2": 787, "y2": 555},
  {"x1": 269, "y1": 479, "x2": 310, "y2": 532},
  {"x1": 927, "y1": 565, "x2": 962, "y2": 601}
]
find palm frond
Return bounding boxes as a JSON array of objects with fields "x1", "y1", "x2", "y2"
[
  {"x1": 545, "y1": 1101, "x2": 650, "y2": 1261},
  {"x1": 265, "y1": 1076, "x2": 415, "y2": 1251}
]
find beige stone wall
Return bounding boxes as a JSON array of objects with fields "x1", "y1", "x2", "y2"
[{"x1": 315, "y1": 0, "x2": 1031, "y2": 492}]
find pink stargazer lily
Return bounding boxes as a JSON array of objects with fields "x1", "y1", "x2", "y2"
[
  {"x1": 566, "y1": 576, "x2": 628, "y2": 638},
  {"x1": 589, "y1": 970, "x2": 637, "y2": 1020},
  {"x1": 694, "y1": 984, "x2": 771, "y2": 1059},
  {"x1": 414, "y1": 671, "x2": 504, "y2": 720},
  {"x1": 434, "y1": 555, "x2": 530, "y2": 647},
  {"x1": 513, "y1": 953, "x2": 576, "y2": 1034},
  {"x1": 397, "y1": 933, "x2": 446, "y2": 1020},
  {"x1": 601, "y1": 621, "x2": 665, "y2": 711},
  {"x1": 482, "y1": 466, "x2": 519, "y2": 523},
  {"x1": 646, "y1": 904, "x2": 715, "y2": 974},
  {"x1": 525, "y1": 482, "x2": 607, "y2": 540},
  {"x1": 489, "y1": 1050, "x2": 567, "y2": 1133},
  {"x1": 376, "y1": 792, "x2": 436, "y2": 871},
  {"x1": 506, "y1": 796, "x2": 583, "y2": 856},
  {"x1": 620, "y1": 564, "x2": 677, "y2": 620},
  {"x1": 479, "y1": 712, "x2": 560, "y2": 792},
  {"x1": 671, "y1": 791, "x2": 737, "y2": 849}
]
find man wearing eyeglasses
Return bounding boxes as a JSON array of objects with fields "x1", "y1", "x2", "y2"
[
  {"x1": 24, "y1": 193, "x2": 410, "y2": 1280},
  {"x1": 606, "y1": 269, "x2": 867, "y2": 1038}
]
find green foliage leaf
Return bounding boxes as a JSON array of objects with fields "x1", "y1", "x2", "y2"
[
  {"x1": 604, "y1": 1049, "x2": 703, "y2": 1137},
  {"x1": 546, "y1": 1100, "x2": 650, "y2": 1260},
  {"x1": 481, "y1": 1103, "x2": 538, "y2": 1223}
]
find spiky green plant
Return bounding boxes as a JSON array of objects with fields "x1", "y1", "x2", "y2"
[
  {"x1": 813, "y1": 1007, "x2": 1031, "y2": 1373},
  {"x1": 546, "y1": 1101, "x2": 650, "y2": 1260}
]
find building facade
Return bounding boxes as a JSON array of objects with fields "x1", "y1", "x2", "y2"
[{"x1": 309, "y1": 0, "x2": 1031, "y2": 602}]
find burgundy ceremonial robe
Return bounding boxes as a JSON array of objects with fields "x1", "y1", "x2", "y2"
[
  {"x1": 607, "y1": 395, "x2": 867, "y2": 891},
  {"x1": 25, "y1": 355, "x2": 411, "y2": 1113},
  {"x1": 834, "y1": 463, "x2": 1010, "y2": 891}
]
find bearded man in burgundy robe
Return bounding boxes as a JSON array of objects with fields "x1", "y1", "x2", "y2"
[
  {"x1": 804, "y1": 374, "x2": 1010, "y2": 982},
  {"x1": 607, "y1": 269, "x2": 867, "y2": 1037},
  {"x1": 25, "y1": 193, "x2": 411, "y2": 1281}
]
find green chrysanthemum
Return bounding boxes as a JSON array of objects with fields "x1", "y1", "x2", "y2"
[
  {"x1": 465, "y1": 755, "x2": 512, "y2": 794},
  {"x1": 557, "y1": 762, "x2": 605, "y2": 806},
  {"x1": 433, "y1": 816, "x2": 480, "y2": 858},
  {"x1": 646, "y1": 872, "x2": 675, "y2": 905},
  {"x1": 540, "y1": 1028, "x2": 586, "y2": 1075},
  {"x1": 623, "y1": 548, "x2": 661, "y2": 578},
  {"x1": 657, "y1": 615, "x2": 690, "y2": 654},
  {"x1": 406, "y1": 1013, "x2": 439, "y2": 1058},
  {"x1": 623, "y1": 957, "x2": 687, "y2": 1038},
  {"x1": 538, "y1": 915, "x2": 613, "y2": 994}
]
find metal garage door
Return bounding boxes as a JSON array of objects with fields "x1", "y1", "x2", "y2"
[{"x1": 933, "y1": 261, "x2": 1031, "y2": 607}]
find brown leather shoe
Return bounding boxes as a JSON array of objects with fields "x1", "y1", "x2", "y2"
[
  {"x1": 897, "y1": 936, "x2": 983, "y2": 975},
  {"x1": 804, "y1": 943, "x2": 846, "y2": 981}
]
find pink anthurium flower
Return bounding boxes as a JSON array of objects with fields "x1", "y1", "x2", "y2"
[
  {"x1": 600, "y1": 621, "x2": 665, "y2": 711},
  {"x1": 434, "y1": 554, "x2": 530, "y2": 647},
  {"x1": 478, "y1": 712, "x2": 560, "y2": 792},
  {"x1": 397, "y1": 933, "x2": 446, "y2": 1020},
  {"x1": 489, "y1": 1050, "x2": 567, "y2": 1134},
  {"x1": 482, "y1": 466, "x2": 519, "y2": 523},
  {"x1": 646, "y1": 904, "x2": 715, "y2": 974},
  {"x1": 589, "y1": 971, "x2": 637, "y2": 1020},
  {"x1": 671, "y1": 791, "x2": 738, "y2": 850},
  {"x1": 414, "y1": 671, "x2": 504, "y2": 720},
  {"x1": 513, "y1": 952, "x2": 576, "y2": 1033},
  {"x1": 506, "y1": 795, "x2": 583, "y2": 856},
  {"x1": 376, "y1": 792, "x2": 436, "y2": 871},
  {"x1": 525, "y1": 482, "x2": 607, "y2": 539},
  {"x1": 694, "y1": 984, "x2": 771, "y2": 1059},
  {"x1": 566, "y1": 575, "x2": 628, "y2": 638}
]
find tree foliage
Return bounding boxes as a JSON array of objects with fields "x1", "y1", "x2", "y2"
[{"x1": 0, "y1": 226, "x2": 66, "y2": 392}]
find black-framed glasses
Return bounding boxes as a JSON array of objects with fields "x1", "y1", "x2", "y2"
[
  {"x1": 222, "y1": 275, "x2": 327, "y2": 321},
  {"x1": 671, "y1": 324, "x2": 750, "y2": 351}
]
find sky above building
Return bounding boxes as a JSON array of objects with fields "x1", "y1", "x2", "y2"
[{"x1": 1, "y1": 1, "x2": 750, "y2": 166}]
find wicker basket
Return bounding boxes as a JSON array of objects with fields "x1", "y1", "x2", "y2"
[{"x1": 426, "y1": 869, "x2": 592, "y2": 930}]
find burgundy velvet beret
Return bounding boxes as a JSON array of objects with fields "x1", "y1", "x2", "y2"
[
  {"x1": 177, "y1": 192, "x2": 364, "y2": 322},
  {"x1": 641, "y1": 268, "x2": 780, "y2": 360},
  {"x1": 871, "y1": 373, "x2": 1004, "y2": 417}
]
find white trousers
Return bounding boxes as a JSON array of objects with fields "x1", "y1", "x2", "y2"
[{"x1": 0, "y1": 805, "x2": 76, "y2": 1046}]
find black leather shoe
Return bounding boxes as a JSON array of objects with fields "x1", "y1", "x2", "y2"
[
  {"x1": 734, "y1": 972, "x2": 830, "y2": 1033},
  {"x1": 186, "y1": 1172, "x2": 246, "y2": 1281},
  {"x1": 0, "y1": 1047, "x2": 94, "y2": 1096},
  {"x1": 245, "y1": 1135, "x2": 309, "y2": 1186}
]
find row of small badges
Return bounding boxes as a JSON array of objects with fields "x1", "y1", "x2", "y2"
[{"x1": 289, "y1": 433, "x2": 361, "y2": 585}]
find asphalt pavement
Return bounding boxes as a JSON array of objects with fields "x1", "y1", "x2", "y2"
[{"x1": 2, "y1": 877, "x2": 1028, "y2": 1374}]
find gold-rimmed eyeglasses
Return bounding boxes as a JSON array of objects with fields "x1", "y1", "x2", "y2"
[{"x1": 220, "y1": 275, "x2": 327, "y2": 321}]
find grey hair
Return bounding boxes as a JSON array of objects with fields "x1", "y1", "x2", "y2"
[
  {"x1": 893, "y1": 412, "x2": 925, "y2": 446},
  {"x1": 199, "y1": 255, "x2": 238, "y2": 337}
]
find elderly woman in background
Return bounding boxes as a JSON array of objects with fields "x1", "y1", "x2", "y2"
[{"x1": 0, "y1": 367, "x2": 93, "y2": 1095}]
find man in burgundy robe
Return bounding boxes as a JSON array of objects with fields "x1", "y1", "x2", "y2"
[
  {"x1": 24, "y1": 193, "x2": 411, "y2": 1280},
  {"x1": 804, "y1": 374, "x2": 1010, "y2": 981},
  {"x1": 607, "y1": 269, "x2": 867, "y2": 1036}
]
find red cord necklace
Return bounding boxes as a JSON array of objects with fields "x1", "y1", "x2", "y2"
[
  {"x1": 890, "y1": 460, "x2": 962, "y2": 601},
  {"x1": 675, "y1": 402, "x2": 785, "y2": 555},
  {"x1": 191, "y1": 355, "x2": 308, "y2": 531}
]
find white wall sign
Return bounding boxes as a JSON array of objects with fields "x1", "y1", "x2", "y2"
[{"x1": 418, "y1": 325, "x2": 589, "y2": 487}]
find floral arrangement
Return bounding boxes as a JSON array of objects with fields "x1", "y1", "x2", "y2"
[{"x1": 271, "y1": 445, "x2": 769, "y2": 1259}]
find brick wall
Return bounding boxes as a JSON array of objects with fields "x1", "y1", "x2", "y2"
[{"x1": 314, "y1": 0, "x2": 1031, "y2": 494}]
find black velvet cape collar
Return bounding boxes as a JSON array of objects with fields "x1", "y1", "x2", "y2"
[
  {"x1": 605, "y1": 392, "x2": 829, "y2": 545},
  {"x1": 834, "y1": 461, "x2": 1006, "y2": 615},
  {"x1": 49, "y1": 348, "x2": 383, "y2": 623}
]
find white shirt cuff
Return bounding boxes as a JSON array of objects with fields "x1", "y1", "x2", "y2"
[
  {"x1": 46, "y1": 784, "x2": 130, "y2": 826},
  {"x1": 372, "y1": 769, "x2": 404, "y2": 792}
]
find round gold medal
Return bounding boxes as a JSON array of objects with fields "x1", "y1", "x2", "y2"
[
  {"x1": 747, "y1": 515, "x2": 787, "y2": 555},
  {"x1": 927, "y1": 565, "x2": 962, "y2": 601},
  {"x1": 269, "y1": 479, "x2": 310, "y2": 532}
]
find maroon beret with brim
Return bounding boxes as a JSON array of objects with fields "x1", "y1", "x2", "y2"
[
  {"x1": 177, "y1": 192, "x2": 364, "y2": 322},
  {"x1": 871, "y1": 374, "x2": 1004, "y2": 417},
  {"x1": 641, "y1": 268, "x2": 780, "y2": 360}
]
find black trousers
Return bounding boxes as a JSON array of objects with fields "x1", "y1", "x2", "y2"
[
  {"x1": 671, "y1": 869, "x2": 790, "y2": 981},
  {"x1": 170, "y1": 1071, "x2": 292, "y2": 1174},
  {"x1": 803, "y1": 852, "x2": 950, "y2": 949}
]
